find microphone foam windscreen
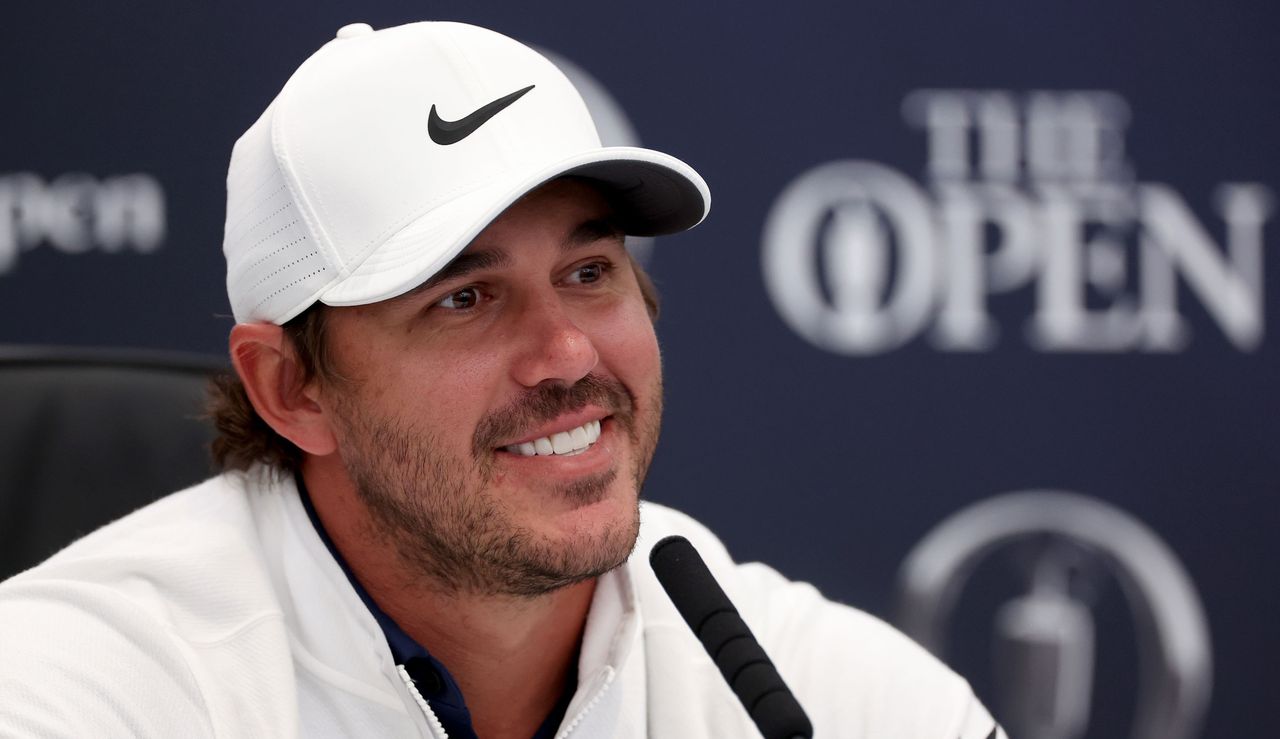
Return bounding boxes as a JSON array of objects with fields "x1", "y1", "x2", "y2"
[{"x1": 650, "y1": 535, "x2": 813, "y2": 739}]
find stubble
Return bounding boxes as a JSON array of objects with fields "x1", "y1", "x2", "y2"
[{"x1": 330, "y1": 373, "x2": 661, "y2": 598}]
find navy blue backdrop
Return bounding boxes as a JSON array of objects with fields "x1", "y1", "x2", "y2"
[{"x1": 2, "y1": 2, "x2": 1276, "y2": 737}]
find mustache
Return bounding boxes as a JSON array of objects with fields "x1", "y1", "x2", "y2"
[{"x1": 473, "y1": 374, "x2": 634, "y2": 455}]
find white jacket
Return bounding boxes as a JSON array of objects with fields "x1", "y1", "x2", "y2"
[{"x1": 0, "y1": 469, "x2": 1001, "y2": 738}]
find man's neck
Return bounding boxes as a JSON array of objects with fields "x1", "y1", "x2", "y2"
[
  {"x1": 384, "y1": 579, "x2": 594, "y2": 739},
  {"x1": 301, "y1": 462, "x2": 593, "y2": 739}
]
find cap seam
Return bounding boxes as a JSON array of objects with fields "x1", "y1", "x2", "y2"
[
  {"x1": 270, "y1": 44, "x2": 346, "y2": 283},
  {"x1": 277, "y1": 124, "x2": 341, "y2": 276}
]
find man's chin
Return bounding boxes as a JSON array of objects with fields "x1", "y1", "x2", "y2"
[
  {"x1": 492, "y1": 504, "x2": 641, "y2": 598},
  {"x1": 556, "y1": 467, "x2": 621, "y2": 508},
  {"x1": 530, "y1": 483, "x2": 640, "y2": 551}
]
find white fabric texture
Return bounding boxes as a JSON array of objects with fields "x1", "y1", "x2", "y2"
[{"x1": 0, "y1": 469, "x2": 1002, "y2": 738}]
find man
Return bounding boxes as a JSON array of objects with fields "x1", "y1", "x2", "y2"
[{"x1": 0, "y1": 21, "x2": 1003, "y2": 739}]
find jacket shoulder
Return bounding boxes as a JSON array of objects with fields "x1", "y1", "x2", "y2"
[
  {"x1": 0, "y1": 471, "x2": 297, "y2": 737},
  {"x1": 6, "y1": 473, "x2": 279, "y2": 633}
]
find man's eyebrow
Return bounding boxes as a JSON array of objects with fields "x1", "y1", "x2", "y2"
[
  {"x1": 399, "y1": 249, "x2": 511, "y2": 301},
  {"x1": 565, "y1": 217, "x2": 624, "y2": 251}
]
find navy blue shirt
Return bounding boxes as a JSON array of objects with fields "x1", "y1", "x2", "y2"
[{"x1": 297, "y1": 480, "x2": 576, "y2": 738}]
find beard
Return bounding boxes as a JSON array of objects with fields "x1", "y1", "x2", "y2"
[{"x1": 329, "y1": 373, "x2": 661, "y2": 598}]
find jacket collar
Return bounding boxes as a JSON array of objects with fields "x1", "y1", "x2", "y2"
[{"x1": 247, "y1": 468, "x2": 646, "y2": 732}]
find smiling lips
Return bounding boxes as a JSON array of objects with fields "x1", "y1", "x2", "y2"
[{"x1": 502, "y1": 420, "x2": 604, "y2": 458}]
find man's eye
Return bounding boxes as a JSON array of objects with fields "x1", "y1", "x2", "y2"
[
  {"x1": 436, "y1": 287, "x2": 480, "y2": 309},
  {"x1": 568, "y1": 263, "x2": 606, "y2": 284}
]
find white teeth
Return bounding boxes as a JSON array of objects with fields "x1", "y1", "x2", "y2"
[
  {"x1": 551, "y1": 431, "x2": 574, "y2": 454},
  {"x1": 504, "y1": 419, "x2": 604, "y2": 457}
]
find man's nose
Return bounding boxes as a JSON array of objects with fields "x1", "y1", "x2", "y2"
[{"x1": 509, "y1": 291, "x2": 599, "y2": 388}]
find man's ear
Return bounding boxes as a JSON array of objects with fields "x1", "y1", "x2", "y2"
[{"x1": 229, "y1": 323, "x2": 338, "y2": 457}]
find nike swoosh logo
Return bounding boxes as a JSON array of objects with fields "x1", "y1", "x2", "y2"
[{"x1": 428, "y1": 85, "x2": 535, "y2": 145}]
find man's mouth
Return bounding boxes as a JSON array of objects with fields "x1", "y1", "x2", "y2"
[{"x1": 501, "y1": 419, "x2": 603, "y2": 458}]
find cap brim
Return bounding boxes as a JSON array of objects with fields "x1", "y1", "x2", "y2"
[{"x1": 319, "y1": 146, "x2": 709, "y2": 307}]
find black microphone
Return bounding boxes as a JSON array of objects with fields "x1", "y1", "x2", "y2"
[{"x1": 649, "y1": 535, "x2": 813, "y2": 739}]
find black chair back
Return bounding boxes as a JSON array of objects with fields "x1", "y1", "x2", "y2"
[{"x1": 0, "y1": 346, "x2": 227, "y2": 579}]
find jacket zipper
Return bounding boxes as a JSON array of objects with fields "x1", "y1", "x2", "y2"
[
  {"x1": 397, "y1": 664, "x2": 449, "y2": 739},
  {"x1": 554, "y1": 667, "x2": 616, "y2": 739}
]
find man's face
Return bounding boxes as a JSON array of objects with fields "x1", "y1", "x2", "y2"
[{"x1": 317, "y1": 179, "x2": 662, "y2": 598}]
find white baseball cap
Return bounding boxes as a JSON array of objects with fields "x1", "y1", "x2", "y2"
[{"x1": 223, "y1": 21, "x2": 710, "y2": 324}]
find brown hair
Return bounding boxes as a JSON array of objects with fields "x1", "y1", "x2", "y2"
[{"x1": 208, "y1": 250, "x2": 660, "y2": 474}]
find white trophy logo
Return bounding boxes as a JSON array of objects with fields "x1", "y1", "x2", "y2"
[{"x1": 896, "y1": 491, "x2": 1212, "y2": 739}]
